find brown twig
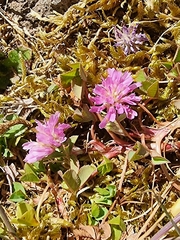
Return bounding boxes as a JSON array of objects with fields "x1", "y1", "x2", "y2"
[
  {"x1": 135, "y1": 183, "x2": 172, "y2": 240},
  {"x1": 138, "y1": 102, "x2": 161, "y2": 125},
  {"x1": 151, "y1": 213, "x2": 180, "y2": 240},
  {"x1": 0, "y1": 205, "x2": 19, "y2": 240}
]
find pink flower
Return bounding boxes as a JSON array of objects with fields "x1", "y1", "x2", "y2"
[
  {"x1": 23, "y1": 142, "x2": 54, "y2": 163},
  {"x1": 89, "y1": 68, "x2": 141, "y2": 129},
  {"x1": 23, "y1": 112, "x2": 70, "y2": 163},
  {"x1": 114, "y1": 25, "x2": 147, "y2": 55}
]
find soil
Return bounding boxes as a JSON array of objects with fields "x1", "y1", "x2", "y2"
[{"x1": 0, "y1": 0, "x2": 79, "y2": 29}]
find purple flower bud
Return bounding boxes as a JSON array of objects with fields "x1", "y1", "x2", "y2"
[{"x1": 114, "y1": 25, "x2": 147, "y2": 55}]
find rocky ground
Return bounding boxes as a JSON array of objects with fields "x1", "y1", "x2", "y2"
[{"x1": 0, "y1": 0, "x2": 79, "y2": 31}]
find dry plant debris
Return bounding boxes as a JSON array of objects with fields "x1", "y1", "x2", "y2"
[{"x1": 0, "y1": 0, "x2": 180, "y2": 239}]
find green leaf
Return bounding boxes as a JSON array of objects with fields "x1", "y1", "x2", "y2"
[
  {"x1": 0, "y1": 50, "x2": 5, "y2": 58},
  {"x1": 90, "y1": 202, "x2": 108, "y2": 221},
  {"x1": 106, "y1": 115, "x2": 126, "y2": 135},
  {"x1": 91, "y1": 202, "x2": 100, "y2": 218},
  {"x1": 78, "y1": 165, "x2": 96, "y2": 187},
  {"x1": 106, "y1": 185, "x2": 116, "y2": 198},
  {"x1": 49, "y1": 162, "x2": 64, "y2": 173},
  {"x1": 0, "y1": 74, "x2": 12, "y2": 90},
  {"x1": 96, "y1": 185, "x2": 116, "y2": 197},
  {"x1": 63, "y1": 169, "x2": 81, "y2": 192},
  {"x1": 12, "y1": 202, "x2": 39, "y2": 226},
  {"x1": 147, "y1": 80, "x2": 158, "y2": 97},
  {"x1": 70, "y1": 157, "x2": 79, "y2": 173},
  {"x1": 174, "y1": 48, "x2": 180, "y2": 63},
  {"x1": 94, "y1": 206, "x2": 108, "y2": 221},
  {"x1": 97, "y1": 157, "x2": 113, "y2": 176},
  {"x1": 169, "y1": 67, "x2": 179, "y2": 77},
  {"x1": 0, "y1": 50, "x2": 23, "y2": 89},
  {"x1": 3, "y1": 124, "x2": 27, "y2": 138},
  {"x1": 94, "y1": 185, "x2": 116, "y2": 197},
  {"x1": 18, "y1": 47, "x2": 32, "y2": 60},
  {"x1": 60, "y1": 67, "x2": 79, "y2": 88},
  {"x1": 91, "y1": 185, "x2": 116, "y2": 205},
  {"x1": 61, "y1": 63, "x2": 86, "y2": 104},
  {"x1": 7, "y1": 48, "x2": 31, "y2": 74},
  {"x1": 69, "y1": 62, "x2": 81, "y2": 70},
  {"x1": 141, "y1": 80, "x2": 151, "y2": 91},
  {"x1": 135, "y1": 69, "x2": 159, "y2": 97},
  {"x1": 69, "y1": 135, "x2": 79, "y2": 144},
  {"x1": 47, "y1": 83, "x2": 59, "y2": 93},
  {"x1": 0, "y1": 227, "x2": 4, "y2": 234},
  {"x1": 1, "y1": 57, "x2": 14, "y2": 69},
  {"x1": 3, "y1": 148, "x2": 13, "y2": 158},
  {"x1": 8, "y1": 50, "x2": 19, "y2": 64},
  {"x1": 10, "y1": 182, "x2": 27, "y2": 202},
  {"x1": 5, "y1": 114, "x2": 17, "y2": 121},
  {"x1": 110, "y1": 225, "x2": 122, "y2": 240},
  {"x1": 109, "y1": 216, "x2": 126, "y2": 230},
  {"x1": 109, "y1": 215, "x2": 126, "y2": 239},
  {"x1": 23, "y1": 163, "x2": 38, "y2": 175},
  {"x1": 9, "y1": 190, "x2": 26, "y2": 202},
  {"x1": 87, "y1": 213, "x2": 97, "y2": 225},
  {"x1": 128, "y1": 142, "x2": 148, "y2": 161},
  {"x1": 93, "y1": 196, "x2": 113, "y2": 205},
  {"x1": 32, "y1": 161, "x2": 46, "y2": 173},
  {"x1": 94, "y1": 187, "x2": 109, "y2": 196},
  {"x1": 151, "y1": 156, "x2": 170, "y2": 165},
  {"x1": 8, "y1": 48, "x2": 32, "y2": 63},
  {"x1": 20, "y1": 163, "x2": 40, "y2": 182},
  {"x1": 12, "y1": 182, "x2": 26, "y2": 194},
  {"x1": 20, "y1": 173, "x2": 40, "y2": 182},
  {"x1": 162, "y1": 61, "x2": 173, "y2": 70},
  {"x1": 134, "y1": 69, "x2": 147, "y2": 82}
]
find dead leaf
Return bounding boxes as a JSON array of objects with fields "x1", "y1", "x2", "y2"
[
  {"x1": 73, "y1": 223, "x2": 111, "y2": 240},
  {"x1": 79, "y1": 224, "x2": 96, "y2": 239},
  {"x1": 99, "y1": 222, "x2": 111, "y2": 240},
  {"x1": 0, "y1": 163, "x2": 19, "y2": 194},
  {"x1": 73, "y1": 228, "x2": 95, "y2": 239}
]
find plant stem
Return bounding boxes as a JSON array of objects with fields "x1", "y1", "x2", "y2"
[{"x1": 0, "y1": 205, "x2": 19, "y2": 240}]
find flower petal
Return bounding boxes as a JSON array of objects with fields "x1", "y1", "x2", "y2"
[
  {"x1": 23, "y1": 112, "x2": 70, "y2": 163},
  {"x1": 89, "y1": 68, "x2": 141, "y2": 128},
  {"x1": 23, "y1": 141, "x2": 53, "y2": 163}
]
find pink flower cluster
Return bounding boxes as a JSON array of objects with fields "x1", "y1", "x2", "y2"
[
  {"x1": 89, "y1": 68, "x2": 141, "y2": 128},
  {"x1": 23, "y1": 112, "x2": 70, "y2": 163}
]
